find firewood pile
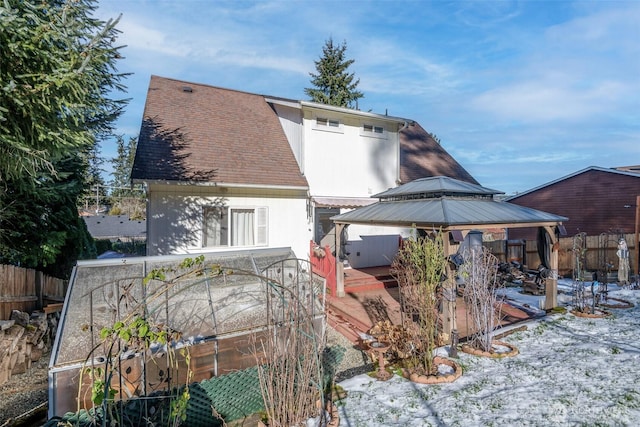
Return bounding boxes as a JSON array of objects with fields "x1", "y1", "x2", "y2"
[
  {"x1": 497, "y1": 262, "x2": 527, "y2": 285},
  {"x1": 0, "y1": 309, "x2": 60, "y2": 386}
]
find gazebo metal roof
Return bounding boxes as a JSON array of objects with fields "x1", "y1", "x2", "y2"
[
  {"x1": 373, "y1": 176, "x2": 502, "y2": 199},
  {"x1": 329, "y1": 176, "x2": 567, "y2": 317},
  {"x1": 333, "y1": 176, "x2": 567, "y2": 229}
]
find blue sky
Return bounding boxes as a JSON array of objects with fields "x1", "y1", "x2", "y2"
[{"x1": 95, "y1": 0, "x2": 640, "y2": 195}]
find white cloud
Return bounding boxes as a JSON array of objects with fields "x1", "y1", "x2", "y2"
[
  {"x1": 93, "y1": 0, "x2": 639, "y2": 194},
  {"x1": 470, "y1": 79, "x2": 628, "y2": 122},
  {"x1": 452, "y1": 0, "x2": 523, "y2": 29},
  {"x1": 118, "y1": 21, "x2": 189, "y2": 58},
  {"x1": 100, "y1": 3, "x2": 313, "y2": 77},
  {"x1": 546, "y1": 3, "x2": 640, "y2": 53},
  {"x1": 465, "y1": 3, "x2": 640, "y2": 125}
]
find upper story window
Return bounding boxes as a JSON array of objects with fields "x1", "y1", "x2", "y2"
[
  {"x1": 313, "y1": 117, "x2": 343, "y2": 133},
  {"x1": 317, "y1": 117, "x2": 339, "y2": 127},
  {"x1": 363, "y1": 124, "x2": 384, "y2": 134},
  {"x1": 203, "y1": 206, "x2": 268, "y2": 248},
  {"x1": 360, "y1": 123, "x2": 387, "y2": 139}
]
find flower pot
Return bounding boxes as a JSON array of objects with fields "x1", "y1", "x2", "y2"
[
  {"x1": 402, "y1": 356, "x2": 462, "y2": 384},
  {"x1": 460, "y1": 340, "x2": 519, "y2": 358}
]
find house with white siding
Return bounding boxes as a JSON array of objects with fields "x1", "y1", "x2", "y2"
[{"x1": 132, "y1": 75, "x2": 477, "y2": 265}]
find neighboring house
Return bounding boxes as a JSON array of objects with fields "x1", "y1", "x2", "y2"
[
  {"x1": 83, "y1": 215, "x2": 147, "y2": 242},
  {"x1": 507, "y1": 166, "x2": 640, "y2": 238},
  {"x1": 132, "y1": 75, "x2": 477, "y2": 265}
]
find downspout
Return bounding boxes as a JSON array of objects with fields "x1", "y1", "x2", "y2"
[{"x1": 299, "y1": 105, "x2": 305, "y2": 176}]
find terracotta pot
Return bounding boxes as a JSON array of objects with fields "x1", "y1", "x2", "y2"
[
  {"x1": 597, "y1": 297, "x2": 634, "y2": 309},
  {"x1": 402, "y1": 356, "x2": 462, "y2": 384},
  {"x1": 460, "y1": 340, "x2": 519, "y2": 358},
  {"x1": 570, "y1": 308, "x2": 610, "y2": 318}
]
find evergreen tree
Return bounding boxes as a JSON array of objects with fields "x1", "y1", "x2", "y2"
[
  {"x1": 81, "y1": 143, "x2": 108, "y2": 214},
  {"x1": 0, "y1": 0, "x2": 127, "y2": 276},
  {"x1": 110, "y1": 136, "x2": 137, "y2": 190},
  {"x1": 109, "y1": 135, "x2": 145, "y2": 219},
  {"x1": 305, "y1": 38, "x2": 363, "y2": 108}
]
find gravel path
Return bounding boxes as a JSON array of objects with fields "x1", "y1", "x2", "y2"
[
  {"x1": 0, "y1": 352, "x2": 49, "y2": 426},
  {"x1": 325, "y1": 326, "x2": 373, "y2": 382}
]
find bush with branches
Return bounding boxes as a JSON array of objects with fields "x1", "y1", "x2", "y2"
[
  {"x1": 253, "y1": 278, "x2": 327, "y2": 426},
  {"x1": 391, "y1": 230, "x2": 447, "y2": 376},
  {"x1": 459, "y1": 246, "x2": 504, "y2": 352}
]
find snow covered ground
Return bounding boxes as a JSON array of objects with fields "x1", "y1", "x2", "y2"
[{"x1": 336, "y1": 279, "x2": 640, "y2": 426}]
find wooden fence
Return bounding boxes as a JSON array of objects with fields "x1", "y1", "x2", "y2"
[
  {"x1": 486, "y1": 233, "x2": 637, "y2": 279},
  {"x1": 0, "y1": 264, "x2": 67, "y2": 320}
]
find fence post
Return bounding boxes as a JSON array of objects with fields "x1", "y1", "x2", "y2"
[{"x1": 36, "y1": 270, "x2": 43, "y2": 310}]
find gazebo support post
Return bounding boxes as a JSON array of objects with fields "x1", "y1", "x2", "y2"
[
  {"x1": 335, "y1": 223, "x2": 346, "y2": 297},
  {"x1": 635, "y1": 195, "x2": 639, "y2": 286},
  {"x1": 543, "y1": 225, "x2": 559, "y2": 310}
]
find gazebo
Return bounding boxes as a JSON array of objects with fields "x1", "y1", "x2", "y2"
[{"x1": 331, "y1": 176, "x2": 568, "y2": 340}]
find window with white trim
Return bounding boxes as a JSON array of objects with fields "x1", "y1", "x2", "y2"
[
  {"x1": 361, "y1": 123, "x2": 387, "y2": 138},
  {"x1": 363, "y1": 124, "x2": 384, "y2": 134},
  {"x1": 203, "y1": 206, "x2": 268, "y2": 247},
  {"x1": 313, "y1": 117, "x2": 343, "y2": 133},
  {"x1": 317, "y1": 117, "x2": 340, "y2": 127}
]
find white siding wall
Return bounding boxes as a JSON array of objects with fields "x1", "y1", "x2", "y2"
[
  {"x1": 302, "y1": 111, "x2": 400, "y2": 197},
  {"x1": 341, "y1": 224, "x2": 412, "y2": 268},
  {"x1": 301, "y1": 108, "x2": 406, "y2": 267},
  {"x1": 271, "y1": 103, "x2": 304, "y2": 173},
  {"x1": 344, "y1": 235, "x2": 399, "y2": 268},
  {"x1": 146, "y1": 185, "x2": 310, "y2": 259}
]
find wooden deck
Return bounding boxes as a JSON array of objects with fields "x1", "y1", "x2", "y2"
[
  {"x1": 342, "y1": 266, "x2": 397, "y2": 292},
  {"x1": 327, "y1": 266, "x2": 542, "y2": 345}
]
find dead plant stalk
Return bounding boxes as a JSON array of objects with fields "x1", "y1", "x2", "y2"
[
  {"x1": 461, "y1": 247, "x2": 503, "y2": 352},
  {"x1": 392, "y1": 230, "x2": 447, "y2": 375},
  {"x1": 255, "y1": 283, "x2": 323, "y2": 426}
]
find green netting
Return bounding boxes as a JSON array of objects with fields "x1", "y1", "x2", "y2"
[
  {"x1": 187, "y1": 345, "x2": 346, "y2": 425},
  {"x1": 190, "y1": 366, "x2": 262, "y2": 424},
  {"x1": 45, "y1": 345, "x2": 346, "y2": 427}
]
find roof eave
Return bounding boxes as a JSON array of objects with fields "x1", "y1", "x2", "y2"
[
  {"x1": 333, "y1": 219, "x2": 566, "y2": 230},
  {"x1": 506, "y1": 166, "x2": 640, "y2": 200},
  {"x1": 132, "y1": 179, "x2": 309, "y2": 192},
  {"x1": 299, "y1": 101, "x2": 409, "y2": 123}
]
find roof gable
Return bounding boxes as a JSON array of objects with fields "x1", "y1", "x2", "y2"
[
  {"x1": 507, "y1": 166, "x2": 640, "y2": 201},
  {"x1": 399, "y1": 122, "x2": 478, "y2": 185},
  {"x1": 132, "y1": 76, "x2": 308, "y2": 188}
]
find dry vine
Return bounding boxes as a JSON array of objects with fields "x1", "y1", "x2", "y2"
[
  {"x1": 253, "y1": 275, "x2": 326, "y2": 426},
  {"x1": 78, "y1": 255, "x2": 220, "y2": 426},
  {"x1": 459, "y1": 246, "x2": 504, "y2": 352}
]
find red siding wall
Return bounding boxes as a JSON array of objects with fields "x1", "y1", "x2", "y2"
[{"x1": 509, "y1": 169, "x2": 640, "y2": 239}]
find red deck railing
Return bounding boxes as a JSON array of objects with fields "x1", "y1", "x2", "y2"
[{"x1": 309, "y1": 240, "x2": 337, "y2": 296}]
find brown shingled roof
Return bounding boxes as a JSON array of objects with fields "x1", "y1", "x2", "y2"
[
  {"x1": 399, "y1": 122, "x2": 478, "y2": 185},
  {"x1": 132, "y1": 76, "x2": 309, "y2": 188}
]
